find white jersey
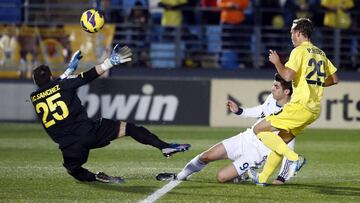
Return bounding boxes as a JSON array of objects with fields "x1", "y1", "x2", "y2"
[
  {"x1": 222, "y1": 94, "x2": 295, "y2": 180},
  {"x1": 239, "y1": 94, "x2": 283, "y2": 127}
]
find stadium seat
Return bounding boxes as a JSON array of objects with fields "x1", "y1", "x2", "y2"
[
  {"x1": 0, "y1": 0, "x2": 22, "y2": 23},
  {"x1": 150, "y1": 26, "x2": 164, "y2": 41},
  {"x1": 206, "y1": 25, "x2": 222, "y2": 36},
  {"x1": 205, "y1": 26, "x2": 222, "y2": 53},
  {"x1": 122, "y1": 0, "x2": 148, "y2": 15},
  {"x1": 150, "y1": 43, "x2": 182, "y2": 68},
  {"x1": 220, "y1": 50, "x2": 239, "y2": 69},
  {"x1": 151, "y1": 43, "x2": 176, "y2": 51},
  {"x1": 188, "y1": 26, "x2": 202, "y2": 37}
]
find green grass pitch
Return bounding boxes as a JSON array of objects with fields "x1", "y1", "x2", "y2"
[{"x1": 0, "y1": 123, "x2": 360, "y2": 202}]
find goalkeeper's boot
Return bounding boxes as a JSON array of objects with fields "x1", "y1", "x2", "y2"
[
  {"x1": 156, "y1": 173, "x2": 177, "y2": 181},
  {"x1": 95, "y1": 172, "x2": 125, "y2": 184},
  {"x1": 162, "y1": 143, "x2": 191, "y2": 157},
  {"x1": 247, "y1": 168, "x2": 267, "y2": 187},
  {"x1": 288, "y1": 155, "x2": 306, "y2": 179}
]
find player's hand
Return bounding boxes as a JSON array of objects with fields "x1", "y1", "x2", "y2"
[
  {"x1": 99, "y1": 45, "x2": 132, "y2": 71},
  {"x1": 60, "y1": 50, "x2": 82, "y2": 79},
  {"x1": 109, "y1": 44, "x2": 132, "y2": 65},
  {"x1": 67, "y1": 50, "x2": 83, "y2": 73},
  {"x1": 269, "y1": 49, "x2": 280, "y2": 65},
  {"x1": 227, "y1": 100, "x2": 239, "y2": 113}
]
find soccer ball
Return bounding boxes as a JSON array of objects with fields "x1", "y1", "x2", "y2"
[{"x1": 80, "y1": 9, "x2": 105, "y2": 33}]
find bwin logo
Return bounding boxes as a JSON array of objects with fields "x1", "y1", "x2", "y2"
[{"x1": 78, "y1": 84, "x2": 179, "y2": 121}]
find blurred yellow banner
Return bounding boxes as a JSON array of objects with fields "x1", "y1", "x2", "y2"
[{"x1": 0, "y1": 24, "x2": 115, "y2": 78}]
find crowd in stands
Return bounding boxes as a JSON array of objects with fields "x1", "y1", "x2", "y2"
[
  {"x1": 0, "y1": 0, "x2": 359, "y2": 76},
  {"x1": 100, "y1": 0, "x2": 359, "y2": 71},
  {"x1": 102, "y1": 0, "x2": 359, "y2": 28}
]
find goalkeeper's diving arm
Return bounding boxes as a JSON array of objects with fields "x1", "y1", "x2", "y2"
[
  {"x1": 96, "y1": 45, "x2": 132, "y2": 75},
  {"x1": 60, "y1": 44, "x2": 132, "y2": 79}
]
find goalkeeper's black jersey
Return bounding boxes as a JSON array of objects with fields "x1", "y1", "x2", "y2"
[{"x1": 30, "y1": 68, "x2": 99, "y2": 149}]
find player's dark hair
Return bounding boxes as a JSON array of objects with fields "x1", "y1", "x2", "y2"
[
  {"x1": 33, "y1": 64, "x2": 52, "y2": 87},
  {"x1": 274, "y1": 73, "x2": 293, "y2": 96},
  {"x1": 292, "y1": 18, "x2": 313, "y2": 39}
]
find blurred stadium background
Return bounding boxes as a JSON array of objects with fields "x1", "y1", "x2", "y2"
[
  {"x1": 0, "y1": 0, "x2": 360, "y2": 202},
  {"x1": 0, "y1": 0, "x2": 359, "y2": 129}
]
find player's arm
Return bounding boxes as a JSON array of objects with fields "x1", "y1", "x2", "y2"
[
  {"x1": 59, "y1": 50, "x2": 83, "y2": 79},
  {"x1": 82, "y1": 45, "x2": 132, "y2": 81},
  {"x1": 269, "y1": 49, "x2": 296, "y2": 82},
  {"x1": 62, "y1": 45, "x2": 132, "y2": 88},
  {"x1": 227, "y1": 100, "x2": 263, "y2": 118},
  {"x1": 324, "y1": 72, "x2": 339, "y2": 87},
  {"x1": 96, "y1": 44, "x2": 132, "y2": 75}
]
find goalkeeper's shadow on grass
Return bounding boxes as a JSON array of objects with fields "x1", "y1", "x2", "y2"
[{"x1": 78, "y1": 181, "x2": 155, "y2": 194}]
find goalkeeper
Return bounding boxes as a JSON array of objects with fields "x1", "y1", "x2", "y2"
[{"x1": 30, "y1": 44, "x2": 190, "y2": 183}]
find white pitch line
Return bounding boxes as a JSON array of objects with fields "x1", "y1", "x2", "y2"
[{"x1": 139, "y1": 180, "x2": 182, "y2": 203}]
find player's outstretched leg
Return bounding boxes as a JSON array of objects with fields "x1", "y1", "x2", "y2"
[
  {"x1": 177, "y1": 155, "x2": 207, "y2": 180},
  {"x1": 177, "y1": 143, "x2": 227, "y2": 180},
  {"x1": 125, "y1": 123, "x2": 190, "y2": 157},
  {"x1": 156, "y1": 154, "x2": 206, "y2": 181},
  {"x1": 156, "y1": 154, "x2": 207, "y2": 181},
  {"x1": 156, "y1": 143, "x2": 227, "y2": 181}
]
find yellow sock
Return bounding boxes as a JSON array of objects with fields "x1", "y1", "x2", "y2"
[
  {"x1": 258, "y1": 152, "x2": 282, "y2": 183},
  {"x1": 257, "y1": 132, "x2": 298, "y2": 161}
]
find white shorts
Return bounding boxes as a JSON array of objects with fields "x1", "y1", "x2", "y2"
[{"x1": 222, "y1": 128, "x2": 270, "y2": 176}]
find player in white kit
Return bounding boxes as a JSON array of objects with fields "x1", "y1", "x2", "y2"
[{"x1": 157, "y1": 74, "x2": 295, "y2": 184}]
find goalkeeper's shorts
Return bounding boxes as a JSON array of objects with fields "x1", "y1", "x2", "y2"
[{"x1": 61, "y1": 118, "x2": 120, "y2": 172}]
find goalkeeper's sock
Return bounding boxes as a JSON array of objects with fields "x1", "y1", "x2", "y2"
[
  {"x1": 258, "y1": 152, "x2": 282, "y2": 183},
  {"x1": 257, "y1": 132, "x2": 298, "y2": 161},
  {"x1": 177, "y1": 155, "x2": 206, "y2": 180},
  {"x1": 125, "y1": 123, "x2": 170, "y2": 150}
]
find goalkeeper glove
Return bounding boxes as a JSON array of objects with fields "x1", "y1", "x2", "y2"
[
  {"x1": 100, "y1": 44, "x2": 132, "y2": 71},
  {"x1": 60, "y1": 50, "x2": 83, "y2": 79}
]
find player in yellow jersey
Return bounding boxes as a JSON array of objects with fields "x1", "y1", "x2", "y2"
[{"x1": 248, "y1": 18, "x2": 339, "y2": 186}]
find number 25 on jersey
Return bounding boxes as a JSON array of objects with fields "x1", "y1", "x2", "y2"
[{"x1": 35, "y1": 93, "x2": 69, "y2": 128}]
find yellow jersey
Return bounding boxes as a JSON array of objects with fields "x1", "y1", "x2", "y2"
[
  {"x1": 160, "y1": 0, "x2": 187, "y2": 26},
  {"x1": 285, "y1": 41, "x2": 337, "y2": 114}
]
